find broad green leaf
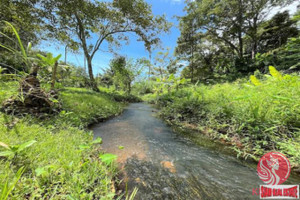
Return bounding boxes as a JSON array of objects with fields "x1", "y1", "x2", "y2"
[
  {"x1": 168, "y1": 74, "x2": 175, "y2": 81},
  {"x1": 4, "y1": 21, "x2": 27, "y2": 59},
  {"x1": 269, "y1": 66, "x2": 282, "y2": 80},
  {"x1": 79, "y1": 145, "x2": 90, "y2": 150},
  {"x1": 35, "y1": 167, "x2": 47, "y2": 176},
  {"x1": 35, "y1": 165, "x2": 56, "y2": 176},
  {"x1": 99, "y1": 153, "x2": 117, "y2": 165},
  {"x1": 17, "y1": 140, "x2": 37, "y2": 153},
  {"x1": 92, "y1": 137, "x2": 102, "y2": 145},
  {"x1": 0, "y1": 151, "x2": 14, "y2": 157},
  {"x1": 250, "y1": 75, "x2": 261, "y2": 86}
]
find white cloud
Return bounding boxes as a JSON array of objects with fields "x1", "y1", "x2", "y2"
[
  {"x1": 267, "y1": 1, "x2": 299, "y2": 19},
  {"x1": 162, "y1": 0, "x2": 183, "y2": 5}
]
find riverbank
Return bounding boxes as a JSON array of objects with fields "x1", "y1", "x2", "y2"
[
  {"x1": 144, "y1": 71, "x2": 300, "y2": 172},
  {"x1": 0, "y1": 82, "x2": 125, "y2": 199}
]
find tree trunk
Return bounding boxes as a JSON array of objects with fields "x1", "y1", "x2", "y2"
[
  {"x1": 237, "y1": 0, "x2": 244, "y2": 60},
  {"x1": 238, "y1": 33, "x2": 243, "y2": 59},
  {"x1": 191, "y1": 46, "x2": 194, "y2": 83},
  {"x1": 251, "y1": 17, "x2": 258, "y2": 59},
  {"x1": 159, "y1": 67, "x2": 163, "y2": 79},
  {"x1": 87, "y1": 56, "x2": 100, "y2": 92},
  {"x1": 51, "y1": 61, "x2": 58, "y2": 90},
  {"x1": 128, "y1": 82, "x2": 131, "y2": 95}
]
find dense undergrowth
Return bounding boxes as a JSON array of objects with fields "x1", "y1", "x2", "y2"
[
  {"x1": 145, "y1": 67, "x2": 300, "y2": 170},
  {"x1": 0, "y1": 82, "x2": 125, "y2": 199}
]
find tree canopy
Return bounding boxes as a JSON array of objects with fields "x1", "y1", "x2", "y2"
[{"x1": 40, "y1": 0, "x2": 171, "y2": 91}]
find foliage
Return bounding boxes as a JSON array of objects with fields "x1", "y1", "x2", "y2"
[
  {"x1": 0, "y1": 21, "x2": 31, "y2": 72},
  {"x1": 254, "y1": 36, "x2": 300, "y2": 71},
  {"x1": 0, "y1": 0, "x2": 42, "y2": 47},
  {"x1": 132, "y1": 80, "x2": 156, "y2": 96},
  {"x1": 0, "y1": 167, "x2": 24, "y2": 200},
  {"x1": 0, "y1": 140, "x2": 36, "y2": 159},
  {"x1": 153, "y1": 48, "x2": 178, "y2": 79},
  {"x1": 250, "y1": 75, "x2": 261, "y2": 86},
  {"x1": 41, "y1": 0, "x2": 170, "y2": 91},
  {"x1": 258, "y1": 11, "x2": 298, "y2": 53},
  {"x1": 99, "y1": 153, "x2": 118, "y2": 165},
  {"x1": 58, "y1": 87, "x2": 124, "y2": 128},
  {"x1": 109, "y1": 56, "x2": 146, "y2": 94},
  {"x1": 37, "y1": 53, "x2": 61, "y2": 68},
  {"x1": 150, "y1": 67, "x2": 300, "y2": 168},
  {"x1": 0, "y1": 83, "x2": 125, "y2": 199},
  {"x1": 176, "y1": 0, "x2": 299, "y2": 80}
]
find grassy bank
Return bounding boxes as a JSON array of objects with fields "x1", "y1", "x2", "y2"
[
  {"x1": 145, "y1": 68, "x2": 300, "y2": 171},
  {"x1": 0, "y1": 82, "x2": 124, "y2": 199}
]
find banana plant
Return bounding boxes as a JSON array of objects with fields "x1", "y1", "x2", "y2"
[{"x1": 37, "y1": 53, "x2": 62, "y2": 90}]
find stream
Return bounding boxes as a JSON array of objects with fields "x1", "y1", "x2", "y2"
[{"x1": 92, "y1": 103, "x2": 300, "y2": 200}]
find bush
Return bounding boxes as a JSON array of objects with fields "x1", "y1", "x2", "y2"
[{"x1": 153, "y1": 67, "x2": 300, "y2": 168}]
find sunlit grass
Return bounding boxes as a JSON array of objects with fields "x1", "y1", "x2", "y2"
[
  {"x1": 153, "y1": 72, "x2": 300, "y2": 168},
  {"x1": 0, "y1": 82, "x2": 122, "y2": 199}
]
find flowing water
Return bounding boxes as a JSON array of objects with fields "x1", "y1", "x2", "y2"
[{"x1": 92, "y1": 103, "x2": 300, "y2": 200}]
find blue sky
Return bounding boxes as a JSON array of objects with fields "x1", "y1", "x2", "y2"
[{"x1": 38, "y1": 0, "x2": 186, "y2": 74}]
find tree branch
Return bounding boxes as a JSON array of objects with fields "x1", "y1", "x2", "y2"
[{"x1": 91, "y1": 27, "x2": 135, "y2": 59}]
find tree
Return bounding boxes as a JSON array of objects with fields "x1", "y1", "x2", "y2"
[
  {"x1": 42, "y1": 0, "x2": 170, "y2": 91},
  {"x1": 110, "y1": 56, "x2": 145, "y2": 94},
  {"x1": 244, "y1": 0, "x2": 294, "y2": 59},
  {"x1": 188, "y1": 0, "x2": 246, "y2": 59},
  {"x1": 258, "y1": 11, "x2": 298, "y2": 53},
  {"x1": 177, "y1": 0, "x2": 293, "y2": 76},
  {"x1": 175, "y1": 4, "x2": 200, "y2": 82},
  {"x1": 153, "y1": 48, "x2": 175, "y2": 79},
  {"x1": 0, "y1": 0, "x2": 42, "y2": 48}
]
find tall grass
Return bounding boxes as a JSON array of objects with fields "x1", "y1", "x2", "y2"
[{"x1": 154, "y1": 68, "x2": 300, "y2": 168}]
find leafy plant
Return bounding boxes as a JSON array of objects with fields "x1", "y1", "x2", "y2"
[
  {"x1": 269, "y1": 66, "x2": 282, "y2": 80},
  {"x1": 35, "y1": 165, "x2": 57, "y2": 177},
  {"x1": 0, "y1": 140, "x2": 37, "y2": 159},
  {"x1": 0, "y1": 21, "x2": 31, "y2": 72},
  {"x1": 250, "y1": 75, "x2": 261, "y2": 86},
  {"x1": 37, "y1": 53, "x2": 62, "y2": 89},
  {"x1": 0, "y1": 167, "x2": 25, "y2": 200},
  {"x1": 151, "y1": 66, "x2": 300, "y2": 169},
  {"x1": 0, "y1": 67, "x2": 6, "y2": 81},
  {"x1": 99, "y1": 153, "x2": 117, "y2": 165}
]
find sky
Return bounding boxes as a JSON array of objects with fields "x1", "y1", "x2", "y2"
[
  {"x1": 38, "y1": 0, "x2": 299, "y2": 75},
  {"x1": 38, "y1": 0, "x2": 187, "y2": 75}
]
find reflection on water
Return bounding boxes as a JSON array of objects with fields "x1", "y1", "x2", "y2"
[{"x1": 92, "y1": 103, "x2": 300, "y2": 200}]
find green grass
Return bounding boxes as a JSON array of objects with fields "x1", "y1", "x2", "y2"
[
  {"x1": 0, "y1": 82, "x2": 124, "y2": 199},
  {"x1": 59, "y1": 87, "x2": 124, "y2": 128},
  {"x1": 150, "y1": 69, "x2": 300, "y2": 169}
]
